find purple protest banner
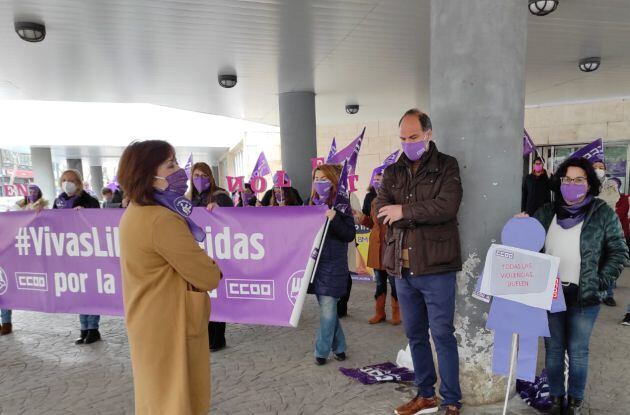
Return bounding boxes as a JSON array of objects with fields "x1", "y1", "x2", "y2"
[
  {"x1": 326, "y1": 137, "x2": 337, "y2": 163},
  {"x1": 523, "y1": 130, "x2": 536, "y2": 156},
  {"x1": 569, "y1": 138, "x2": 604, "y2": 163},
  {"x1": 0, "y1": 206, "x2": 327, "y2": 327}
]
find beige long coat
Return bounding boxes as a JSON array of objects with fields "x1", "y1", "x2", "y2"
[{"x1": 120, "y1": 204, "x2": 221, "y2": 415}]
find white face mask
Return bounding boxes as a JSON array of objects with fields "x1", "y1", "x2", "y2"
[
  {"x1": 595, "y1": 169, "x2": 606, "y2": 181},
  {"x1": 62, "y1": 181, "x2": 77, "y2": 195}
]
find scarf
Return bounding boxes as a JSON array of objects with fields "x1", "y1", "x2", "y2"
[
  {"x1": 153, "y1": 190, "x2": 205, "y2": 242},
  {"x1": 55, "y1": 193, "x2": 80, "y2": 209},
  {"x1": 556, "y1": 195, "x2": 593, "y2": 229}
]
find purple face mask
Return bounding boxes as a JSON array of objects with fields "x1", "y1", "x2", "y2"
[
  {"x1": 561, "y1": 183, "x2": 588, "y2": 204},
  {"x1": 402, "y1": 140, "x2": 426, "y2": 162},
  {"x1": 373, "y1": 181, "x2": 382, "y2": 191},
  {"x1": 193, "y1": 177, "x2": 211, "y2": 193},
  {"x1": 155, "y1": 168, "x2": 188, "y2": 196},
  {"x1": 241, "y1": 192, "x2": 255, "y2": 206},
  {"x1": 313, "y1": 180, "x2": 332, "y2": 201}
]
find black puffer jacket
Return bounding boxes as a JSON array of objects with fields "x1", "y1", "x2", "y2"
[
  {"x1": 53, "y1": 191, "x2": 100, "y2": 209},
  {"x1": 308, "y1": 210, "x2": 356, "y2": 298}
]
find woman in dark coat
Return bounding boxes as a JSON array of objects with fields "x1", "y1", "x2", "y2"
[
  {"x1": 53, "y1": 169, "x2": 102, "y2": 345},
  {"x1": 307, "y1": 164, "x2": 356, "y2": 366},
  {"x1": 521, "y1": 157, "x2": 552, "y2": 216},
  {"x1": 188, "y1": 162, "x2": 232, "y2": 351}
]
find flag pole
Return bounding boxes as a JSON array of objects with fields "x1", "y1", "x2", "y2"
[{"x1": 502, "y1": 333, "x2": 518, "y2": 415}]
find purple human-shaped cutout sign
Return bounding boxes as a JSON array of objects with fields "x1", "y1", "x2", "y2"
[{"x1": 485, "y1": 217, "x2": 565, "y2": 382}]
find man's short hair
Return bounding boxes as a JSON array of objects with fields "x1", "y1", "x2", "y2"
[
  {"x1": 101, "y1": 187, "x2": 113, "y2": 195},
  {"x1": 399, "y1": 108, "x2": 432, "y2": 132}
]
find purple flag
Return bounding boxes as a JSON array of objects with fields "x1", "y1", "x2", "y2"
[
  {"x1": 184, "y1": 153, "x2": 193, "y2": 179},
  {"x1": 333, "y1": 160, "x2": 351, "y2": 215},
  {"x1": 0, "y1": 207, "x2": 327, "y2": 327},
  {"x1": 327, "y1": 128, "x2": 366, "y2": 167},
  {"x1": 339, "y1": 362, "x2": 415, "y2": 385},
  {"x1": 326, "y1": 137, "x2": 337, "y2": 163},
  {"x1": 523, "y1": 130, "x2": 536, "y2": 156},
  {"x1": 250, "y1": 152, "x2": 272, "y2": 180},
  {"x1": 346, "y1": 127, "x2": 366, "y2": 175},
  {"x1": 106, "y1": 175, "x2": 119, "y2": 191},
  {"x1": 369, "y1": 150, "x2": 400, "y2": 187},
  {"x1": 569, "y1": 138, "x2": 604, "y2": 163}
]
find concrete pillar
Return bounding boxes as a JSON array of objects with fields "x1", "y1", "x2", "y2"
[
  {"x1": 90, "y1": 166, "x2": 104, "y2": 199},
  {"x1": 279, "y1": 91, "x2": 317, "y2": 199},
  {"x1": 429, "y1": 0, "x2": 528, "y2": 405},
  {"x1": 30, "y1": 147, "x2": 56, "y2": 202},
  {"x1": 66, "y1": 158, "x2": 84, "y2": 178}
]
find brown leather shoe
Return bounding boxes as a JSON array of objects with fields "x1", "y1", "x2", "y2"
[
  {"x1": 0, "y1": 323, "x2": 12, "y2": 335},
  {"x1": 444, "y1": 405, "x2": 460, "y2": 415},
  {"x1": 394, "y1": 396, "x2": 438, "y2": 415}
]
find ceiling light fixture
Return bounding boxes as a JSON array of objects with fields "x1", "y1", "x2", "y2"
[
  {"x1": 345, "y1": 104, "x2": 359, "y2": 115},
  {"x1": 579, "y1": 57, "x2": 601, "y2": 73},
  {"x1": 14, "y1": 21, "x2": 46, "y2": 42},
  {"x1": 218, "y1": 74, "x2": 237, "y2": 88},
  {"x1": 528, "y1": 0, "x2": 559, "y2": 16}
]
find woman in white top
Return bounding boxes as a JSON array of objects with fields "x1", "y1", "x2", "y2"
[{"x1": 529, "y1": 157, "x2": 627, "y2": 415}]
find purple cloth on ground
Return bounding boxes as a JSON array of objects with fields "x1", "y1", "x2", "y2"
[{"x1": 339, "y1": 362, "x2": 414, "y2": 385}]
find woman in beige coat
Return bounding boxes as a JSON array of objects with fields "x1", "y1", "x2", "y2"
[{"x1": 118, "y1": 140, "x2": 222, "y2": 415}]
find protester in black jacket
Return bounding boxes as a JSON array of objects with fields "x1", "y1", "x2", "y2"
[
  {"x1": 53, "y1": 169, "x2": 102, "y2": 345},
  {"x1": 307, "y1": 164, "x2": 356, "y2": 366},
  {"x1": 189, "y1": 162, "x2": 232, "y2": 351},
  {"x1": 521, "y1": 157, "x2": 552, "y2": 216}
]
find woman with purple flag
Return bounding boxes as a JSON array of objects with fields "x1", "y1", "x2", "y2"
[
  {"x1": 118, "y1": 140, "x2": 222, "y2": 415},
  {"x1": 1, "y1": 184, "x2": 50, "y2": 335},
  {"x1": 53, "y1": 169, "x2": 102, "y2": 345},
  {"x1": 527, "y1": 158, "x2": 628, "y2": 415},
  {"x1": 188, "y1": 161, "x2": 232, "y2": 352},
  {"x1": 235, "y1": 183, "x2": 257, "y2": 207},
  {"x1": 308, "y1": 164, "x2": 356, "y2": 366}
]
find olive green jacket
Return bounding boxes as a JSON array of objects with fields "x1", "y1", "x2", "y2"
[{"x1": 533, "y1": 198, "x2": 628, "y2": 307}]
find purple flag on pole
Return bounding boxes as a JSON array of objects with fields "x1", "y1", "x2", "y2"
[
  {"x1": 369, "y1": 150, "x2": 400, "y2": 187},
  {"x1": 106, "y1": 175, "x2": 119, "y2": 191},
  {"x1": 327, "y1": 127, "x2": 366, "y2": 166},
  {"x1": 250, "y1": 152, "x2": 272, "y2": 180},
  {"x1": 523, "y1": 130, "x2": 536, "y2": 156},
  {"x1": 569, "y1": 138, "x2": 604, "y2": 163},
  {"x1": 326, "y1": 137, "x2": 338, "y2": 163},
  {"x1": 184, "y1": 153, "x2": 193, "y2": 179},
  {"x1": 333, "y1": 160, "x2": 352, "y2": 215}
]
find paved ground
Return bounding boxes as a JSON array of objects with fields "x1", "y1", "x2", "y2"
[{"x1": 1, "y1": 272, "x2": 629, "y2": 415}]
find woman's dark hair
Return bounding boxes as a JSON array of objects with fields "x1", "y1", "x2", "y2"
[
  {"x1": 118, "y1": 140, "x2": 175, "y2": 206},
  {"x1": 533, "y1": 156, "x2": 544, "y2": 163},
  {"x1": 271, "y1": 186, "x2": 303, "y2": 206},
  {"x1": 551, "y1": 157, "x2": 601, "y2": 199},
  {"x1": 190, "y1": 162, "x2": 217, "y2": 199}
]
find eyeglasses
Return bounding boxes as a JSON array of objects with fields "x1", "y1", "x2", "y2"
[{"x1": 560, "y1": 176, "x2": 587, "y2": 185}]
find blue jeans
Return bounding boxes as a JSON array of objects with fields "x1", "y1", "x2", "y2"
[
  {"x1": 1, "y1": 309, "x2": 11, "y2": 324},
  {"x1": 79, "y1": 314, "x2": 101, "y2": 330},
  {"x1": 396, "y1": 270, "x2": 461, "y2": 407},
  {"x1": 545, "y1": 305, "x2": 600, "y2": 400},
  {"x1": 374, "y1": 269, "x2": 397, "y2": 300},
  {"x1": 315, "y1": 295, "x2": 346, "y2": 358}
]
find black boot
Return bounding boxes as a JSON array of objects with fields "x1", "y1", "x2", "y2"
[
  {"x1": 75, "y1": 330, "x2": 88, "y2": 345},
  {"x1": 84, "y1": 329, "x2": 102, "y2": 344},
  {"x1": 549, "y1": 395, "x2": 565, "y2": 415},
  {"x1": 567, "y1": 397, "x2": 583, "y2": 415}
]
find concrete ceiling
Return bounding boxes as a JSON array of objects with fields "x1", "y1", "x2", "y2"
[{"x1": 0, "y1": 0, "x2": 629, "y2": 127}]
